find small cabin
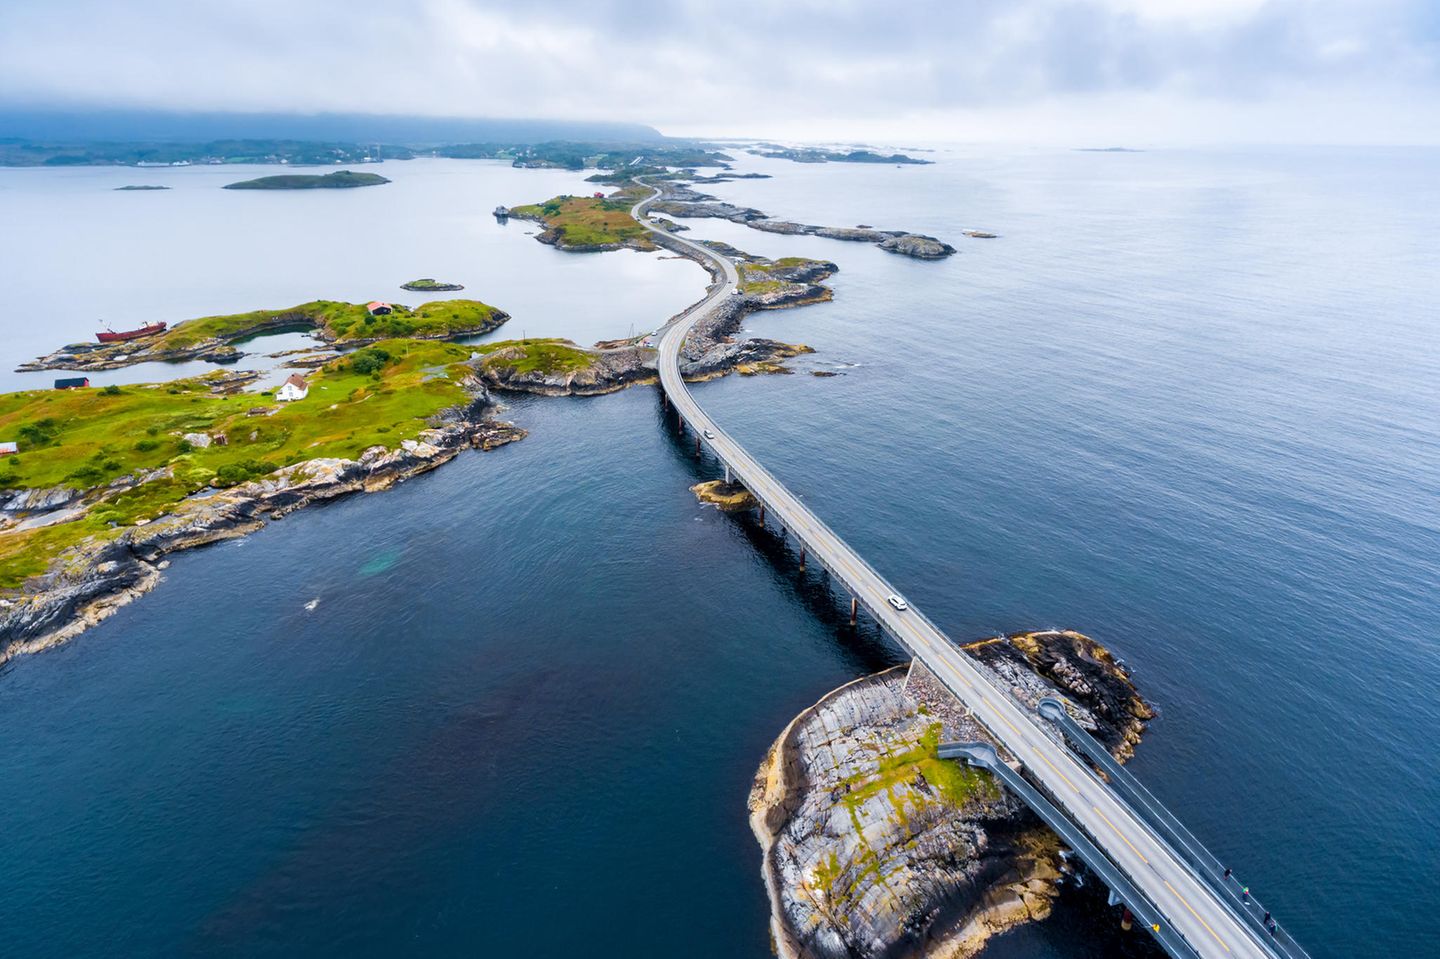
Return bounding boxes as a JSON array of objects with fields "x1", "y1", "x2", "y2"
[
  {"x1": 592, "y1": 191, "x2": 605, "y2": 199},
  {"x1": 366, "y1": 301, "x2": 393, "y2": 316},
  {"x1": 0, "y1": 441, "x2": 17, "y2": 456},
  {"x1": 54, "y1": 376, "x2": 91, "y2": 390},
  {"x1": 276, "y1": 373, "x2": 309, "y2": 403}
]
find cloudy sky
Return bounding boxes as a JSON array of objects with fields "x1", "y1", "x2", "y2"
[{"x1": 2, "y1": 0, "x2": 1438, "y2": 144}]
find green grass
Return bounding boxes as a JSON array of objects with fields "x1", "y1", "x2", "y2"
[
  {"x1": 737, "y1": 258, "x2": 828, "y2": 295},
  {"x1": 0, "y1": 340, "x2": 480, "y2": 590},
  {"x1": 474, "y1": 338, "x2": 598, "y2": 375},
  {"x1": 153, "y1": 299, "x2": 505, "y2": 350},
  {"x1": 509, "y1": 194, "x2": 653, "y2": 250},
  {"x1": 839, "y1": 723, "x2": 998, "y2": 816}
]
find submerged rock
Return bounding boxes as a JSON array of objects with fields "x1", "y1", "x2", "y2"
[{"x1": 750, "y1": 630, "x2": 1152, "y2": 959}]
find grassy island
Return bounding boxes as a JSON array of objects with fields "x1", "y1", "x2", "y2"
[
  {"x1": 508, "y1": 190, "x2": 653, "y2": 251},
  {"x1": 163, "y1": 299, "x2": 506, "y2": 349},
  {"x1": 115, "y1": 185, "x2": 170, "y2": 191},
  {"x1": 401, "y1": 278, "x2": 464, "y2": 292},
  {"x1": 0, "y1": 340, "x2": 481, "y2": 589},
  {"x1": 22, "y1": 299, "x2": 510, "y2": 373},
  {"x1": 223, "y1": 170, "x2": 390, "y2": 190}
]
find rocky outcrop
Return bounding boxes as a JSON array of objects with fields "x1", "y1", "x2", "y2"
[
  {"x1": 736, "y1": 256, "x2": 839, "y2": 309},
  {"x1": 750, "y1": 631, "x2": 1151, "y2": 959},
  {"x1": 475, "y1": 343, "x2": 659, "y2": 396},
  {"x1": 0, "y1": 392, "x2": 525, "y2": 664},
  {"x1": 691, "y1": 480, "x2": 758, "y2": 511},
  {"x1": 531, "y1": 225, "x2": 653, "y2": 254},
  {"x1": 652, "y1": 181, "x2": 955, "y2": 259}
]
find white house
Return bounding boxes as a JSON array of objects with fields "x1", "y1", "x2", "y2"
[
  {"x1": 0, "y1": 441, "x2": 17, "y2": 456},
  {"x1": 276, "y1": 373, "x2": 309, "y2": 402}
]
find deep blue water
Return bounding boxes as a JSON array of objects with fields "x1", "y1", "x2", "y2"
[{"x1": 2, "y1": 147, "x2": 1438, "y2": 956}]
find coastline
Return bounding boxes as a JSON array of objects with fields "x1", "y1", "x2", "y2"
[
  {"x1": 0, "y1": 169, "x2": 936, "y2": 667},
  {"x1": 0, "y1": 395, "x2": 524, "y2": 664},
  {"x1": 749, "y1": 631, "x2": 1153, "y2": 959}
]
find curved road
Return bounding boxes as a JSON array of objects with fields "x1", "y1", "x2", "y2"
[{"x1": 632, "y1": 183, "x2": 1286, "y2": 959}]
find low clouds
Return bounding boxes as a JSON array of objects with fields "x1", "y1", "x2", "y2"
[{"x1": 1, "y1": 0, "x2": 1436, "y2": 143}]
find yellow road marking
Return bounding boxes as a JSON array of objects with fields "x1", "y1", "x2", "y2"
[
  {"x1": 1038, "y1": 752, "x2": 1079, "y2": 791},
  {"x1": 980, "y1": 698, "x2": 1024, "y2": 736},
  {"x1": 1163, "y1": 879, "x2": 1232, "y2": 953},
  {"x1": 1092, "y1": 805, "x2": 1149, "y2": 864}
]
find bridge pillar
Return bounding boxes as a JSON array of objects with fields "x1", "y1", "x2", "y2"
[
  {"x1": 695, "y1": 436, "x2": 701, "y2": 458},
  {"x1": 724, "y1": 464, "x2": 730, "y2": 484},
  {"x1": 1121, "y1": 907, "x2": 1134, "y2": 932},
  {"x1": 758, "y1": 504, "x2": 765, "y2": 528},
  {"x1": 798, "y1": 546, "x2": 806, "y2": 571},
  {"x1": 850, "y1": 597, "x2": 858, "y2": 626}
]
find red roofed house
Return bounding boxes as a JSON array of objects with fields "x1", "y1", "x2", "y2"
[
  {"x1": 366, "y1": 301, "x2": 393, "y2": 315},
  {"x1": 276, "y1": 373, "x2": 309, "y2": 403}
]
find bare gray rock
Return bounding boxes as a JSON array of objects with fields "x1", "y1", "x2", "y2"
[{"x1": 751, "y1": 631, "x2": 1152, "y2": 959}]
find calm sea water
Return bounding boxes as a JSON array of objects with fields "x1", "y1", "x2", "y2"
[
  {"x1": 0, "y1": 159, "x2": 706, "y2": 391},
  {"x1": 1, "y1": 148, "x2": 1438, "y2": 957}
]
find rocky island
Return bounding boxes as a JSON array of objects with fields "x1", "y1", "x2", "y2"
[
  {"x1": 222, "y1": 170, "x2": 390, "y2": 190},
  {"x1": 751, "y1": 630, "x2": 1155, "y2": 959},
  {"x1": 648, "y1": 181, "x2": 955, "y2": 259},
  {"x1": 19, "y1": 299, "x2": 510, "y2": 372},
  {"x1": 507, "y1": 190, "x2": 656, "y2": 252},
  {"x1": 750, "y1": 146, "x2": 932, "y2": 165},
  {"x1": 401, "y1": 278, "x2": 464, "y2": 292},
  {"x1": 114, "y1": 185, "x2": 170, "y2": 191}
]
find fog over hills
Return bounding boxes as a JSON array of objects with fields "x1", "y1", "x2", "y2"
[{"x1": 0, "y1": 109, "x2": 666, "y2": 145}]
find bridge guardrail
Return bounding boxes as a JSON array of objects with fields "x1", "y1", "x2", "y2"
[
  {"x1": 941, "y1": 741, "x2": 1203, "y2": 959},
  {"x1": 1037, "y1": 698, "x2": 1311, "y2": 959}
]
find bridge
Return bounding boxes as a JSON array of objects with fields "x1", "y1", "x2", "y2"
[{"x1": 631, "y1": 182, "x2": 1308, "y2": 959}]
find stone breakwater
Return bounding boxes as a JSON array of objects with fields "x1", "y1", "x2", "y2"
[
  {"x1": 0, "y1": 387, "x2": 524, "y2": 664},
  {"x1": 749, "y1": 630, "x2": 1153, "y2": 959},
  {"x1": 650, "y1": 182, "x2": 956, "y2": 260}
]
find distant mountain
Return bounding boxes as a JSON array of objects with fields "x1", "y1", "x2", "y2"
[{"x1": 0, "y1": 109, "x2": 666, "y2": 145}]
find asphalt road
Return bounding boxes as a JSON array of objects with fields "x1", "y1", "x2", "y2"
[{"x1": 632, "y1": 182, "x2": 1284, "y2": 959}]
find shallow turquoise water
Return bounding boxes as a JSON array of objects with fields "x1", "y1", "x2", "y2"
[{"x1": 2, "y1": 147, "x2": 1437, "y2": 956}]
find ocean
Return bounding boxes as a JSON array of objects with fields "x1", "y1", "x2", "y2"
[{"x1": 0, "y1": 148, "x2": 1436, "y2": 956}]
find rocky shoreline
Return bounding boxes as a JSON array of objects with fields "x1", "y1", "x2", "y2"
[
  {"x1": 0, "y1": 380, "x2": 524, "y2": 663},
  {"x1": 469, "y1": 246, "x2": 838, "y2": 397},
  {"x1": 651, "y1": 181, "x2": 955, "y2": 259},
  {"x1": 749, "y1": 630, "x2": 1153, "y2": 959},
  {"x1": 18, "y1": 306, "x2": 511, "y2": 373}
]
